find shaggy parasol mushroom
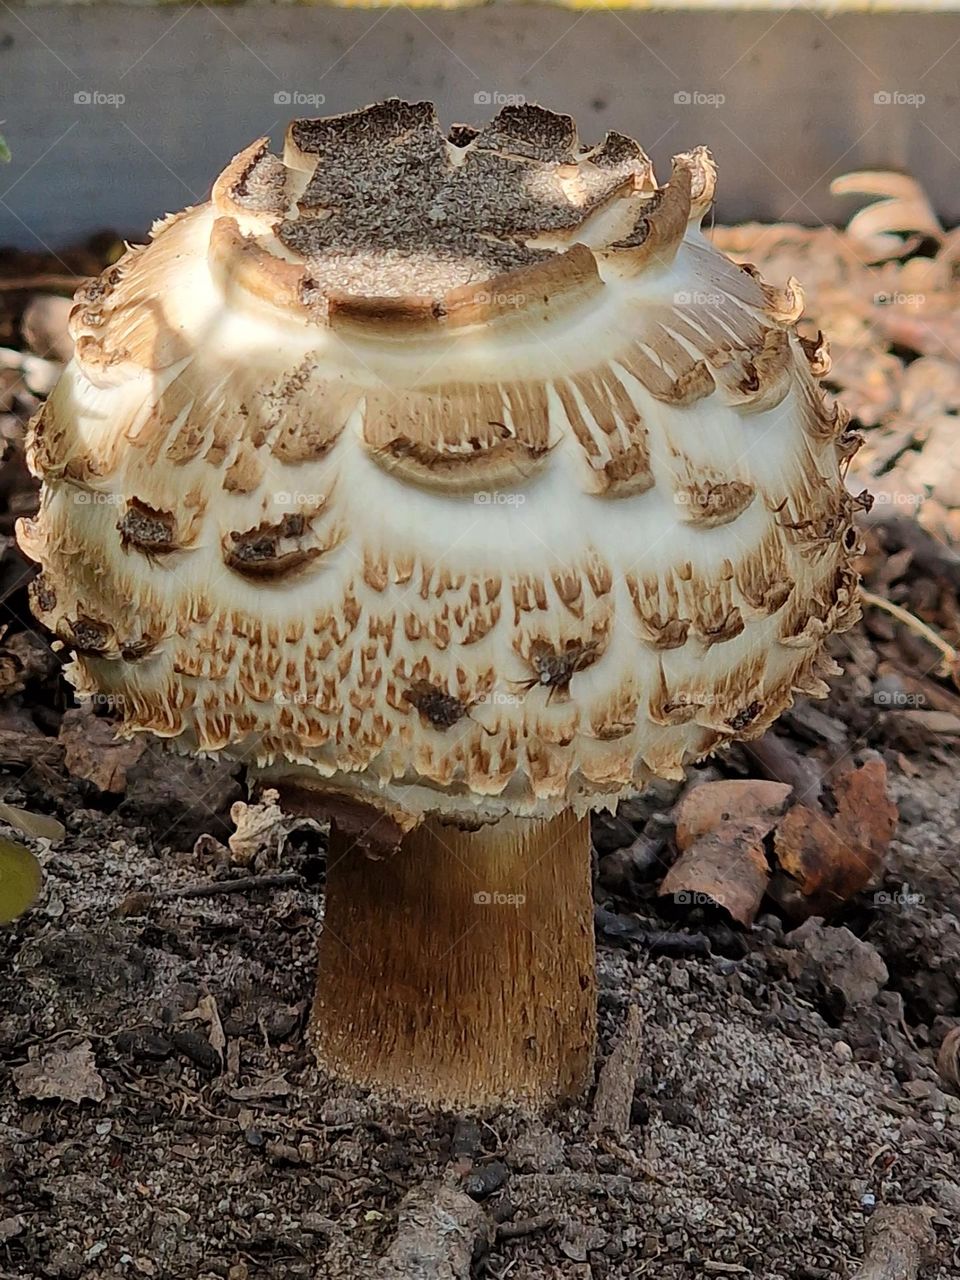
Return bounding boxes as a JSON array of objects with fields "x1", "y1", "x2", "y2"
[{"x1": 18, "y1": 100, "x2": 864, "y2": 1109}]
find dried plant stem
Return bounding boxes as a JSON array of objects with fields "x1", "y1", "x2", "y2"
[{"x1": 860, "y1": 589, "x2": 957, "y2": 669}]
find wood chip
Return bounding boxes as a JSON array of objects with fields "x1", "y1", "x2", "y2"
[
  {"x1": 591, "y1": 1004, "x2": 643, "y2": 1137},
  {"x1": 851, "y1": 1205, "x2": 936, "y2": 1280},
  {"x1": 0, "y1": 728, "x2": 63, "y2": 771},
  {"x1": 890, "y1": 710, "x2": 960, "y2": 737}
]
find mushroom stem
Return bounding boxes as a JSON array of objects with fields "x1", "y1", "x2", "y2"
[{"x1": 312, "y1": 810, "x2": 596, "y2": 1109}]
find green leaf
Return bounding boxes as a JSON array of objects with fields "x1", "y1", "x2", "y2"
[
  {"x1": 0, "y1": 838, "x2": 42, "y2": 924},
  {"x1": 0, "y1": 135, "x2": 10, "y2": 164}
]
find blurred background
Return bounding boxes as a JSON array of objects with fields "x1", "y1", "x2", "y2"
[{"x1": 2, "y1": 0, "x2": 960, "y2": 247}]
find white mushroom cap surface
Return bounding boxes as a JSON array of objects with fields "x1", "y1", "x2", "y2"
[{"x1": 19, "y1": 100, "x2": 862, "y2": 827}]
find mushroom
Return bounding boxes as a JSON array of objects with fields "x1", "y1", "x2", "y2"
[{"x1": 17, "y1": 100, "x2": 863, "y2": 1109}]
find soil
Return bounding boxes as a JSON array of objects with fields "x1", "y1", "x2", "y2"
[
  {"x1": 0, "y1": 720, "x2": 957, "y2": 1279},
  {"x1": 1, "y1": 234, "x2": 960, "y2": 1280}
]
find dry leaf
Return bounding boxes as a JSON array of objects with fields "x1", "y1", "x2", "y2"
[
  {"x1": 831, "y1": 171, "x2": 943, "y2": 262},
  {"x1": 228, "y1": 790, "x2": 286, "y2": 865},
  {"x1": 660, "y1": 820, "x2": 771, "y2": 928},
  {"x1": 181, "y1": 993, "x2": 226, "y2": 1065},
  {"x1": 58, "y1": 706, "x2": 147, "y2": 794},
  {"x1": 771, "y1": 758, "x2": 897, "y2": 919},
  {"x1": 674, "y1": 779, "x2": 793, "y2": 852},
  {"x1": 0, "y1": 802, "x2": 65, "y2": 843},
  {"x1": 13, "y1": 1040, "x2": 106, "y2": 1104}
]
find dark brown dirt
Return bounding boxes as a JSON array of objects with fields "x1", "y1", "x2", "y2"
[{"x1": 0, "y1": 728, "x2": 957, "y2": 1279}]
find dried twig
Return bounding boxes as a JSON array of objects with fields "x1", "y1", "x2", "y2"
[
  {"x1": 851, "y1": 1206, "x2": 936, "y2": 1280},
  {"x1": 157, "y1": 871, "x2": 301, "y2": 900},
  {"x1": 495, "y1": 1213, "x2": 555, "y2": 1243},
  {"x1": 742, "y1": 733, "x2": 825, "y2": 805},
  {"x1": 594, "y1": 907, "x2": 712, "y2": 956}
]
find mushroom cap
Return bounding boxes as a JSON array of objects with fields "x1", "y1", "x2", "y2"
[{"x1": 19, "y1": 100, "x2": 862, "y2": 826}]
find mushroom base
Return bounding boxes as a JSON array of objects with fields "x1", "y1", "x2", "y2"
[{"x1": 311, "y1": 810, "x2": 596, "y2": 1110}]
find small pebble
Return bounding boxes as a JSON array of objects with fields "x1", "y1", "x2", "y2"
[{"x1": 463, "y1": 1159, "x2": 509, "y2": 1200}]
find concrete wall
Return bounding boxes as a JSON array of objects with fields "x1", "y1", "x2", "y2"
[{"x1": 1, "y1": 5, "x2": 959, "y2": 247}]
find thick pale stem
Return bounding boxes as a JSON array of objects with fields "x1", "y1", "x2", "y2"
[{"x1": 311, "y1": 810, "x2": 596, "y2": 1109}]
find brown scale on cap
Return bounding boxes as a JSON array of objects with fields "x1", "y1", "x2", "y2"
[
  {"x1": 118, "y1": 499, "x2": 179, "y2": 557},
  {"x1": 403, "y1": 680, "x2": 469, "y2": 730},
  {"x1": 59, "y1": 615, "x2": 113, "y2": 657}
]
